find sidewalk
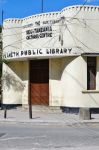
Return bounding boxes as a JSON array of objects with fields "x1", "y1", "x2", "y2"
[{"x1": 0, "y1": 107, "x2": 99, "y2": 125}]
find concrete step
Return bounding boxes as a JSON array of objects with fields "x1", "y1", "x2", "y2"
[
  {"x1": 31, "y1": 105, "x2": 62, "y2": 113},
  {"x1": 18, "y1": 105, "x2": 79, "y2": 114}
]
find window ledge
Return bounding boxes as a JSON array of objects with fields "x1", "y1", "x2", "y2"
[{"x1": 82, "y1": 90, "x2": 99, "y2": 93}]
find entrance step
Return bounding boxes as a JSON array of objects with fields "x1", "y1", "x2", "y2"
[{"x1": 31, "y1": 105, "x2": 62, "y2": 113}]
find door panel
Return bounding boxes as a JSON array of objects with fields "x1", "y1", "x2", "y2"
[{"x1": 30, "y1": 60, "x2": 49, "y2": 105}]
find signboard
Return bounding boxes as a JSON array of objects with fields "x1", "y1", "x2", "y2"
[
  {"x1": 26, "y1": 26, "x2": 52, "y2": 40},
  {"x1": 23, "y1": 19, "x2": 60, "y2": 41},
  {"x1": 3, "y1": 47, "x2": 82, "y2": 60}
]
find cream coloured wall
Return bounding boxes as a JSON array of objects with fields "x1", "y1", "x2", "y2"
[
  {"x1": 49, "y1": 56, "x2": 99, "y2": 108},
  {"x1": 2, "y1": 61, "x2": 29, "y2": 104},
  {"x1": 2, "y1": 56, "x2": 99, "y2": 107},
  {"x1": 21, "y1": 61, "x2": 29, "y2": 105},
  {"x1": 49, "y1": 58, "x2": 62, "y2": 106},
  {"x1": 3, "y1": 19, "x2": 22, "y2": 53}
]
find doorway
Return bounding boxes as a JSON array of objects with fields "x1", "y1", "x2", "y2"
[{"x1": 30, "y1": 59, "x2": 49, "y2": 105}]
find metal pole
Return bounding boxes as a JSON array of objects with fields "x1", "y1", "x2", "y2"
[
  {"x1": 2, "y1": 10, "x2": 4, "y2": 26},
  {"x1": 28, "y1": 60, "x2": 32, "y2": 119},
  {"x1": 4, "y1": 105, "x2": 7, "y2": 118},
  {"x1": 29, "y1": 102, "x2": 32, "y2": 119}
]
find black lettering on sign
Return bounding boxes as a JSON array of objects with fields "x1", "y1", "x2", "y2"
[
  {"x1": 21, "y1": 51, "x2": 23, "y2": 56},
  {"x1": 26, "y1": 30, "x2": 31, "y2": 35},
  {"x1": 16, "y1": 52, "x2": 19, "y2": 56},
  {"x1": 60, "y1": 49, "x2": 63, "y2": 54},
  {"x1": 39, "y1": 49, "x2": 42, "y2": 54},
  {"x1": 4, "y1": 47, "x2": 74, "y2": 59},
  {"x1": 64, "y1": 48, "x2": 67, "y2": 53},
  {"x1": 32, "y1": 50, "x2": 36, "y2": 55},
  {"x1": 26, "y1": 26, "x2": 53, "y2": 40},
  {"x1": 68, "y1": 48, "x2": 72, "y2": 53},
  {"x1": 26, "y1": 36, "x2": 30, "y2": 40},
  {"x1": 56, "y1": 49, "x2": 59, "y2": 54},
  {"x1": 46, "y1": 49, "x2": 49, "y2": 54},
  {"x1": 24, "y1": 51, "x2": 27, "y2": 55},
  {"x1": 52, "y1": 49, "x2": 55, "y2": 54},
  {"x1": 28, "y1": 50, "x2": 31, "y2": 55},
  {"x1": 35, "y1": 21, "x2": 40, "y2": 26}
]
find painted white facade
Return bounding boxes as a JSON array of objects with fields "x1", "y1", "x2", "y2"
[{"x1": 2, "y1": 5, "x2": 99, "y2": 108}]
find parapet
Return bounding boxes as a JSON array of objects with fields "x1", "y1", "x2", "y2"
[
  {"x1": 62, "y1": 5, "x2": 99, "y2": 12},
  {"x1": 4, "y1": 18, "x2": 22, "y2": 24},
  {"x1": 3, "y1": 5, "x2": 99, "y2": 25}
]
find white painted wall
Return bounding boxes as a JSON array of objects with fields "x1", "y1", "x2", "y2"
[
  {"x1": 2, "y1": 61, "x2": 28, "y2": 104},
  {"x1": 61, "y1": 6, "x2": 99, "y2": 53},
  {"x1": 49, "y1": 56, "x2": 99, "y2": 108},
  {"x1": 3, "y1": 19, "x2": 22, "y2": 53}
]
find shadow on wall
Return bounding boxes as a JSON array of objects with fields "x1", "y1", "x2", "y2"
[
  {"x1": 8, "y1": 61, "x2": 28, "y2": 81},
  {"x1": 3, "y1": 70, "x2": 24, "y2": 91},
  {"x1": 50, "y1": 56, "x2": 77, "y2": 80},
  {"x1": 2, "y1": 61, "x2": 28, "y2": 91}
]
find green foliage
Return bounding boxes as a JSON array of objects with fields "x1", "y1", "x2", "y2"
[{"x1": 0, "y1": 59, "x2": 8, "y2": 64}]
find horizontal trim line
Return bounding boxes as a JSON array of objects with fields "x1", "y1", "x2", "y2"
[{"x1": 82, "y1": 90, "x2": 99, "y2": 93}]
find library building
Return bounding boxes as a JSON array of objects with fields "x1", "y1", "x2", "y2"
[{"x1": 2, "y1": 5, "x2": 99, "y2": 113}]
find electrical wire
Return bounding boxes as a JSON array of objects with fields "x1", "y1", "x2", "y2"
[
  {"x1": 77, "y1": 18, "x2": 99, "y2": 37},
  {"x1": 68, "y1": 0, "x2": 89, "y2": 21},
  {"x1": 3, "y1": 32, "x2": 60, "y2": 51},
  {"x1": 65, "y1": 23, "x2": 97, "y2": 53}
]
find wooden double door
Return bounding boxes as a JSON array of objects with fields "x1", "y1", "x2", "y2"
[{"x1": 30, "y1": 59, "x2": 49, "y2": 105}]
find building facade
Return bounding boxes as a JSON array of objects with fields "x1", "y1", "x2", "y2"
[{"x1": 2, "y1": 5, "x2": 99, "y2": 108}]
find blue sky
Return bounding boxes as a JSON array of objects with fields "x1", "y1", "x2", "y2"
[{"x1": 0, "y1": 0, "x2": 99, "y2": 24}]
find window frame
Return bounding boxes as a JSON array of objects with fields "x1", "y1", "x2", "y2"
[{"x1": 87, "y1": 57, "x2": 96, "y2": 90}]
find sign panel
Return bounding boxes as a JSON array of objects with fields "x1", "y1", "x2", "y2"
[{"x1": 3, "y1": 47, "x2": 82, "y2": 60}]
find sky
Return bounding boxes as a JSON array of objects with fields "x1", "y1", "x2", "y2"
[{"x1": 0, "y1": 0, "x2": 99, "y2": 24}]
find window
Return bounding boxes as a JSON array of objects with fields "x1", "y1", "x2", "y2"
[{"x1": 87, "y1": 57, "x2": 96, "y2": 90}]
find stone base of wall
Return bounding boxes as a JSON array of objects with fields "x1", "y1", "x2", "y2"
[
  {"x1": 60, "y1": 107, "x2": 79, "y2": 114},
  {"x1": 79, "y1": 108, "x2": 91, "y2": 120},
  {"x1": 1, "y1": 104, "x2": 22, "y2": 110}
]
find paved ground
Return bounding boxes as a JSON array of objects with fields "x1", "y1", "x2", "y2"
[
  {"x1": 0, "y1": 123, "x2": 99, "y2": 150},
  {"x1": 0, "y1": 107, "x2": 99, "y2": 149},
  {"x1": 0, "y1": 107, "x2": 99, "y2": 125}
]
